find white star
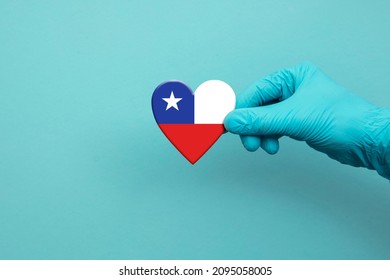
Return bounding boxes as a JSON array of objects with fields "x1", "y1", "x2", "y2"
[{"x1": 162, "y1": 91, "x2": 182, "y2": 111}]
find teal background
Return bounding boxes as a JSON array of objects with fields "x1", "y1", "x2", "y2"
[{"x1": 1, "y1": 0, "x2": 390, "y2": 259}]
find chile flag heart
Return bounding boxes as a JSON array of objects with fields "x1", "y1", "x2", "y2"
[{"x1": 152, "y1": 80, "x2": 236, "y2": 164}]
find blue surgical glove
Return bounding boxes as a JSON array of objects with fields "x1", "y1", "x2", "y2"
[{"x1": 224, "y1": 62, "x2": 390, "y2": 179}]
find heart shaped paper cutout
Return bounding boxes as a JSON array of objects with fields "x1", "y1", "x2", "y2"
[{"x1": 152, "y1": 80, "x2": 236, "y2": 164}]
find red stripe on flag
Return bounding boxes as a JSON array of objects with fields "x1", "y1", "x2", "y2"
[{"x1": 158, "y1": 124, "x2": 224, "y2": 164}]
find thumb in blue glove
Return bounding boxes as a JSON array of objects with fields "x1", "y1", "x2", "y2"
[{"x1": 224, "y1": 62, "x2": 390, "y2": 179}]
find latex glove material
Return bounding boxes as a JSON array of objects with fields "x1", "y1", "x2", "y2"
[{"x1": 224, "y1": 62, "x2": 390, "y2": 179}]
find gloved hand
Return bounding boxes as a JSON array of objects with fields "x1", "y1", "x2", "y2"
[{"x1": 224, "y1": 62, "x2": 390, "y2": 179}]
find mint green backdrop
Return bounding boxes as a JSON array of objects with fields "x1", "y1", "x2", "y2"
[{"x1": 1, "y1": 1, "x2": 390, "y2": 259}]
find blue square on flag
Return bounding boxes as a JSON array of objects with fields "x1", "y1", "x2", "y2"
[{"x1": 152, "y1": 81, "x2": 194, "y2": 124}]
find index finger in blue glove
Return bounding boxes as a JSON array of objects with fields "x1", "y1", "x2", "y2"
[
  {"x1": 236, "y1": 67, "x2": 295, "y2": 109},
  {"x1": 236, "y1": 62, "x2": 318, "y2": 109},
  {"x1": 234, "y1": 67, "x2": 299, "y2": 153}
]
